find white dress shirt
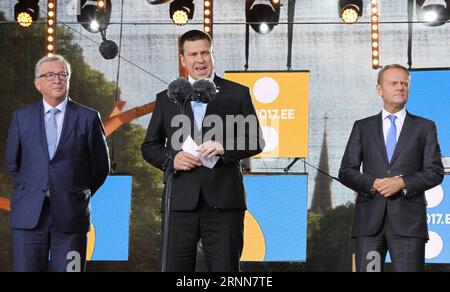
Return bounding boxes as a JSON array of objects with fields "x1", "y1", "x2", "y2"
[{"x1": 382, "y1": 107, "x2": 406, "y2": 144}]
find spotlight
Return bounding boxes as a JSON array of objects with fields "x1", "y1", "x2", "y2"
[
  {"x1": 14, "y1": 0, "x2": 39, "y2": 28},
  {"x1": 246, "y1": 0, "x2": 281, "y2": 35},
  {"x1": 77, "y1": 0, "x2": 112, "y2": 33},
  {"x1": 338, "y1": 0, "x2": 363, "y2": 24},
  {"x1": 170, "y1": 0, "x2": 194, "y2": 26},
  {"x1": 90, "y1": 20, "x2": 100, "y2": 31},
  {"x1": 416, "y1": 0, "x2": 450, "y2": 26}
]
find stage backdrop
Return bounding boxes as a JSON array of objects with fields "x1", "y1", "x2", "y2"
[
  {"x1": 224, "y1": 71, "x2": 310, "y2": 158},
  {"x1": 241, "y1": 174, "x2": 308, "y2": 262}
]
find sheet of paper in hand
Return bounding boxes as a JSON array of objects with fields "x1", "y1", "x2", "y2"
[{"x1": 181, "y1": 135, "x2": 219, "y2": 169}]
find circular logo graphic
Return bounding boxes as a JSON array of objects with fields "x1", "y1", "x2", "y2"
[
  {"x1": 425, "y1": 185, "x2": 444, "y2": 209},
  {"x1": 425, "y1": 231, "x2": 444, "y2": 259},
  {"x1": 241, "y1": 211, "x2": 266, "y2": 261},
  {"x1": 253, "y1": 77, "x2": 280, "y2": 104},
  {"x1": 261, "y1": 126, "x2": 279, "y2": 153}
]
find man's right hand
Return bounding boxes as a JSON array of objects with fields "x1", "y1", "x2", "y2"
[
  {"x1": 174, "y1": 151, "x2": 202, "y2": 171},
  {"x1": 373, "y1": 178, "x2": 383, "y2": 190}
]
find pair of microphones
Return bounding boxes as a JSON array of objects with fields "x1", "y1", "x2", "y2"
[{"x1": 167, "y1": 78, "x2": 218, "y2": 105}]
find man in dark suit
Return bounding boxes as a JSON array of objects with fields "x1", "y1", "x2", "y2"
[
  {"x1": 5, "y1": 55, "x2": 110, "y2": 272},
  {"x1": 141, "y1": 30, "x2": 264, "y2": 272},
  {"x1": 339, "y1": 64, "x2": 444, "y2": 272}
]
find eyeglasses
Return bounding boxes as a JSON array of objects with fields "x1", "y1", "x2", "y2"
[{"x1": 38, "y1": 72, "x2": 70, "y2": 81}]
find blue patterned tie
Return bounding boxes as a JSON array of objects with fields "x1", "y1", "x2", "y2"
[
  {"x1": 192, "y1": 102, "x2": 204, "y2": 130},
  {"x1": 386, "y1": 115, "x2": 397, "y2": 163},
  {"x1": 46, "y1": 108, "x2": 60, "y2": 159}
]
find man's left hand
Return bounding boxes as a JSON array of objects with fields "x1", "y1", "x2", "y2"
[
  {"x1": 198, "y1": 140, "x2": 224, "y2": 158},
  {"x1": 374, "y1": 176, "x2": 406, "y2": 197}
]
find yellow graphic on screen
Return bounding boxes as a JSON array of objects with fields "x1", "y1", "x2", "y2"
[
  {"x1": 86, "y1": 223, "x2": 96, "y2": 261},
  {"x1": 241, "y1": 211, "x2": 266, "y2": 261},
  {"x1": 225, "y1": 71, "x2": 310, "y2": 158}
]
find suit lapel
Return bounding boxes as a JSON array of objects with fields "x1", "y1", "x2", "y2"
[
  {"x1": 389, "y1": 112, "x2": 414, "y2": 166},
  {"x1": 204, "y1": 75, "x2": 224, "y2": 118},
  {"x1": 53, "y1": 100, "x2": 78, "y2": 159},
  {"x1": 36, "y1": 101, "x2": 51, "y2": 161},
  {"x1": 373, "y1": 112, "x2": 389, "y2": 166}
]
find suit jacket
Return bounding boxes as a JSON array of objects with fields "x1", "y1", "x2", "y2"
[
  {"x1": 5, "y1": 99, "x2": 110, "y2": 233},
  {"x1": 141, "y1": 75, "x2": 264, "y2": 211},
  {"x1": 339, "y1": 111, "x2": 444, "y2": 239}
]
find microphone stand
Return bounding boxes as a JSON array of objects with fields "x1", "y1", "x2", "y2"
[
  {"x1": 161, "y1": 96, "x2": 188, "y2": 272},
  {"x1": 161, "y1": 150, "x2": 174, "y2": 272}
]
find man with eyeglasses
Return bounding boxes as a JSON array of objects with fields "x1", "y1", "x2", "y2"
[{"x1": 5, "y1": 55, "x2": 110, "y2": 272}]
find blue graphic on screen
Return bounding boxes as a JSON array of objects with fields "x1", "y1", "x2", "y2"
[
  {"x1": 386, "y1": 175, "x2": 450, "y2": 264},
  {"x1": 90, "y1": 175, "x2": 132, "y2": 261},
  {"x1": 425, "y1": 175, "x2": 450, "y2": 263},
  {"x1": 408, "y1": 70, "x2": 450, "y2": 157},
  {"x1": 244, "y1": 175, "x2": 307, "y2": 261}
]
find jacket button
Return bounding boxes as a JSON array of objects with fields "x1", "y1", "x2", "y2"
[
  {"x1": 49, "y1": 165, "x2": 53, "y2": 169},
  {"x1": 386, "y1": 169, "x2": 391, "y2": 175}
]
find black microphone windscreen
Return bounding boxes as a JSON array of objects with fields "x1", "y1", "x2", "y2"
[
  {"x1": 167, "y1": 78, "x2": 193, "y2": 104},
  {"x1": 192, "y1": 79, "x2": 217, "y2": 103}
]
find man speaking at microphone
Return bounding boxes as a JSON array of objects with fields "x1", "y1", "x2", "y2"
[{"x1": 141, "y1": 30, "x2": 264, "y2": 272}]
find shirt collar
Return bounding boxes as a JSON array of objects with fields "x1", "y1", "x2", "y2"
[
  {"x1": 43, "y1": 97, "x2": 68, "y2": 114},
  {"x1": 188, "y1": 71, "x2": 216, "y2": 85},
  {"x1": 382, "y1": 107, "x2": 406, "y2": 121}
]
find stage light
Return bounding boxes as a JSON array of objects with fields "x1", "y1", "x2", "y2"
[
  {"x1": 204, "y1": 0, "x2": 213, "y2": 36},
  {"x1": 371, "y1": 0, "x2": 380, "y2": 69},
  {"x1": 416, "y1": 0, "x2": 450, "y2": 26},
  {"x1": 246, "y1": 0, "x2": 281, "y2": 35},
  {"x1": 90, "y1": 20, "x2": 100, "y2": 31},
  {"x1": 47, "y1": 0, "x2": 56, "y2": 56},
  {"x1": 338, "y1": 0, "x2": 363, "y2": 24},
  {"x1": 17, "y1": 12, "x2": 33, "y2": 27},
  {"x1": 14, "y1": 0, "x2": 39, "y2": 28},
  {"x1": 76, "y1": 0, "x2": 117, "y2": 60},
  {"x1": 169, "y1": 0, "x2": 194, "y2": 26},
  {"x1": 259, "y1": 23, "x2": 269, "y2": 33},
  {"x1": 77, "y1": 0, "x2": 112, "y2": 33}
]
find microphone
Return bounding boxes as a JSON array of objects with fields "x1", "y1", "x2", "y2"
[
  {"x1": 167, "y1": 78, "x2": 193, "y2": 104},
  {"x1": 192, "y1": 79, "x2": 218, "y2": 104}
]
